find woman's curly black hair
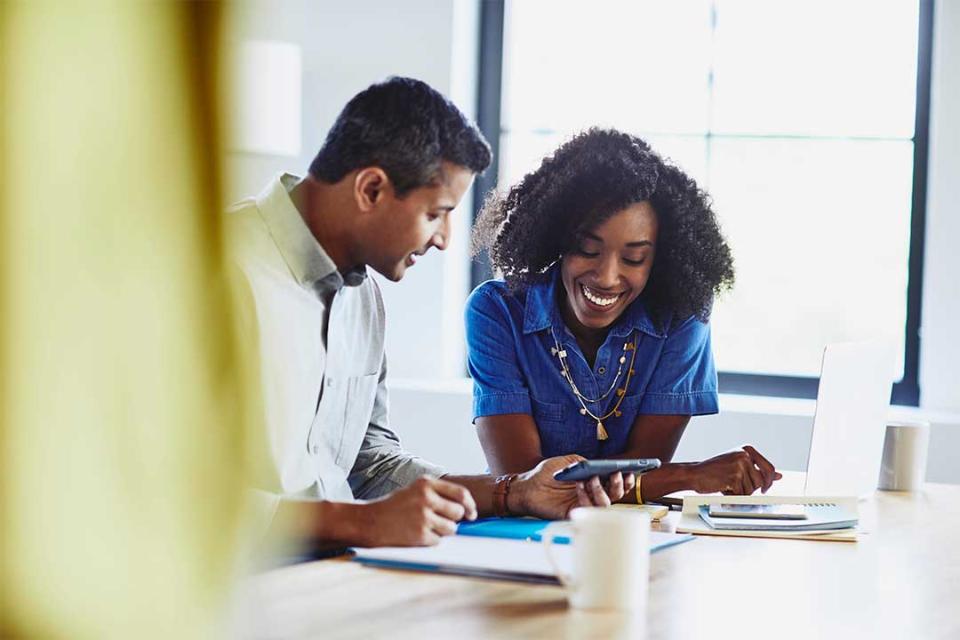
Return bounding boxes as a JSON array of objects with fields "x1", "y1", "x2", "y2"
[{"x1": 472, "y1": 128, "x2": 734, "y2": 321}]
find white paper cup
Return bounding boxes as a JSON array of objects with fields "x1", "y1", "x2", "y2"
[
  {"x1": 542, "y1": 507, "x2": 650, "y2": 612},
  {"x1": 878, "y1": 420, "x2": 930, "y2": 491}
]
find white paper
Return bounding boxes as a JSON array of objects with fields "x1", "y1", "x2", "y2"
[{"x1": 353, "y1": 531, "x2": 689, "y2": 579}]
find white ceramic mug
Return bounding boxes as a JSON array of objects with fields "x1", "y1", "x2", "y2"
[
  {"x1": 541, "y1": 507, "x2": 650, "y2": 611},
  {"x1": 878, "y1": 420, "x2": 930, "y2": 491}
]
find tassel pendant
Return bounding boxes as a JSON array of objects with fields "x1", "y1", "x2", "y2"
[{"x1": 596, "y1": 420, "x2": 609, "y2": 441}]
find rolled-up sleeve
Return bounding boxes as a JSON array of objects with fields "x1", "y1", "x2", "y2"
[
  {"x1": 465, "y1": 286, "x2": 533, "y2": 419},
  {"x1": 638, "y1": 314, "x2": 719, "y2": 415},
  {"x1": 347, "y1": 354, "x2": 445, "y2": 500}
]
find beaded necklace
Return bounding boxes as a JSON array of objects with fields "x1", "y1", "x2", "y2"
[{"x1": 550, "y1": 328, "x2": 639, "y2": 441}]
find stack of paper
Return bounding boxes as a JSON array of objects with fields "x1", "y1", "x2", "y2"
[
  {"x1": 355, "y1": 536, "x2": 568, "y2": 584},
  {"x1": 698, "y1": 503, "x2": 857, "y2": 531},
  {"x1": 676, "y1": 495, "x2": 860, "y2": 542},
  {"x1": 354, "y1": 528, "x2": 694, "y2": 584}
]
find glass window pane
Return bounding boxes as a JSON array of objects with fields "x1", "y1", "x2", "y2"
[
  {"x1": 644, "y1": 134, "x2": 709, "y2": 188},
  {"x1": 497, "y1": 130, "x2": 566, "y2": 187},
  {"x1": 499, "y1": 131, "x2": 708, "y2": 192},
  {"x1": 711, "y1": 0, "x2": 919, "y2": 138},
  {"x1": 708, "y1": 138, "x2": 913, "y2": 378},
  {"x1": 503, "y1": 0, "x2": 713, "y2": 135},
  {"x1": 498, "y1": 1, "x2": 921, "y2": 388}
]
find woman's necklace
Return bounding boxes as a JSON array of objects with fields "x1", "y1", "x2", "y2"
[{"x1": 550, "y1": 329, "x2": 639, "y2": 441}]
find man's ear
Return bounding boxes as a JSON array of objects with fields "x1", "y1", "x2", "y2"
[{"x1": 353, "y1": 167, "x2": 392, "y2": 212}]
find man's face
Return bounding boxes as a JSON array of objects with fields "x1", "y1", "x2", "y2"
[{"x1": 365, "y1": 161, "x2": 474, "y2": 281}]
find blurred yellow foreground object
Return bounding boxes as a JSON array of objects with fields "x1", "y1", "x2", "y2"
[{"x1": 0, "y1": 2, "x2": 261, "y2": 637}]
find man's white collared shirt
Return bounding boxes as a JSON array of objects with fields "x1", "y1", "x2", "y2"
[{"x1": 229, "y1": 174, "x2": 443, "y2": 505}]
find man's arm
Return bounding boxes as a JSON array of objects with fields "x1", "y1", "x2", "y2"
[
  {"x1": 268, "y1": 477, "x2": 478, "y2": 549},
  {"x1": 347, "y1": 355, "x2": 448, "y2": 499},
  {"x1": 444, "y1": 454, "x2": 634, "y2": 519},
  {"x1": 269, "y1": 455, "x2": 635, "y2": 550}
]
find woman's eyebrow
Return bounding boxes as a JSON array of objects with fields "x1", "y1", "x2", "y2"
[{"x1": 625, "y1": 240, "x2": 654, "y2": 248}]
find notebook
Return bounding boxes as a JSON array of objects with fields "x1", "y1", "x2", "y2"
[
  {"x1": 698, "y1": 503, "x2": 857, "y2": 531},
  {"x1": 676, "y1": 495, "x2": 861, "y2": 542}
]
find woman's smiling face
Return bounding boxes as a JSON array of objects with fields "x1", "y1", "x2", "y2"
[{"x1": 559, "y1": 201, "x2": 658, "y2": 332}]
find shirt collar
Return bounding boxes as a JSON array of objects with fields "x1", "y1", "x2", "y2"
[
  {"x1": 256, "y1": 173, "x2": 367, "y2": 293},
  {"x1": 521, "y1": 264, "x2": 666, "y2": 339}
]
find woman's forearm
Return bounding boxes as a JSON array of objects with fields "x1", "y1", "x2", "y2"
[{"x1": 623, "y1": 462, "x2": 698, "y2": 503}]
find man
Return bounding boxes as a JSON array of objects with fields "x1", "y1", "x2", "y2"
[{"x1": 230, "y1": 77, "x2": 631, "y2": 548}]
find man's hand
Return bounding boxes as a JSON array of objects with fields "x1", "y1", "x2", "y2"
[
  {"x1": 690, "y1": 445, "x2": 782, "y2": 495},
  {"x1": 509, "y1": 455, "x2": 635, "y2": 520},
  {"x1": 349, "y1": 477, "x2": 477, "y2": 547}
]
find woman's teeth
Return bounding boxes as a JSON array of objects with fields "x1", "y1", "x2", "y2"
[{"x1": 581, "y1": 284, "x2": 619, "y2": 307}]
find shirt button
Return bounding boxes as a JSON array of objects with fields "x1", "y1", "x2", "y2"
[
  {"x1": 598, "y1": 367, "x2": 606, "y2": 375},
  {"x1": 327, "y1": 378, "x2": 335, "y2": 388},
  {"x1": 311, "y1": 445, "x2": 319, "y2": 454}
]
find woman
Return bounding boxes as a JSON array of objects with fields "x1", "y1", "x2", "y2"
[{"x1": 466, "y1": 128, "x2": 780, "y2": 502}]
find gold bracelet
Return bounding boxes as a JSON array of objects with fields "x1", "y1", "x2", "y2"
[{"x1": 635, "y1": 473, "x2": 644, "y2": 504}]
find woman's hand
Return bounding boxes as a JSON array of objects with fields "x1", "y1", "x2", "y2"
[{"x1": 690, "y1": 445, "x2": 782, "y2": 495}]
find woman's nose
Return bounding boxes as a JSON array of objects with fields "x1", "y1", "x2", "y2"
[{"x1": 595, "y1": 254, "x2": 620, "y2": 288}]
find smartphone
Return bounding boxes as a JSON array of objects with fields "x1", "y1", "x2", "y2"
[
  {"x1": 707, "y1": 503, "x2": 807, "y2": 520},
  {"x1": 553, "y1": 458, "x2": 661, "y2": 482}
]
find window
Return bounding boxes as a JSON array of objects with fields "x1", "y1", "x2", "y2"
[{"x1": 474, "y1": 0, "x2": 932, "y2": 405}]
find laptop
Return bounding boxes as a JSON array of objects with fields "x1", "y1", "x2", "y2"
[
  {"x1": 659, "y1": 340, "x2": 896, "y2": 504},
  {"x1": 801, "y1": 340, "x2": 896, "y2": 497}
]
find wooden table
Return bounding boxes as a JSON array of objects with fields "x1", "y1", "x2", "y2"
[{"x1": 237, "y1": 484, "x2": 960, "y2": 639}]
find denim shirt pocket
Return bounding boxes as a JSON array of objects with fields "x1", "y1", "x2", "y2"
[
  {"x1": 531, "y1": 397, "x2": 581, "y2": 457},
  {"x1": 615, "y1": 391, "x2": 644, "y2": 415}
]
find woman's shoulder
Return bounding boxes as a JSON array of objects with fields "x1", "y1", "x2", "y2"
[
  {"x1": 661, "y1": 310, "x2": 712, "y2": 345},
  {"x1": 467, "y1": 279, "x2": 526, "y2": 308},
  {"x1": 635, "y1": 294, "x2": 713, "y2": 337},
  {"x1": 465, "y1": 280, "x2": 532, "y2": 333}
]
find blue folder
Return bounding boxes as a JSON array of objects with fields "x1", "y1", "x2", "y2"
[
  {"x1": 457, "y1": 517, "x2": 569, "y2": 543},
  {"x1": 456, "y1": 517, "x2": 694, "y2": 553}
]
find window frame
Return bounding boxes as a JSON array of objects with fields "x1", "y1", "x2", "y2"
[{"x1": 472, "y1": 0, "x2": 934, "y2": 407}]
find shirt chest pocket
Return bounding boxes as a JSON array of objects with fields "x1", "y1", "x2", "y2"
[
  {"x1": 532, "y1": 398, "x2": 580, "y2": 458},
  {"x1": 334, "y1": 373, "x2": 380, "y2": 466}
]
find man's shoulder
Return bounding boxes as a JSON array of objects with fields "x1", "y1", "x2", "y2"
[
  {"x1": 225, "y1": 195, "x2": 258, "y2": 216},
  {"x1": 224, "y1": 195, "x2": 264, "y2": 236},
  {"x1": 223, "y1": 195, "x2": 283, "y2": 277}
]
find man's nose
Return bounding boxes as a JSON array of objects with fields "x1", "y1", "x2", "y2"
[{"x1": 432, "y1": 216, "x2": 450, "y2": 251}]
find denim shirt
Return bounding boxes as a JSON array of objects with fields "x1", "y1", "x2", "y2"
[{"x1": 465, "y1": 265, "x2": 719, "y2": 459}]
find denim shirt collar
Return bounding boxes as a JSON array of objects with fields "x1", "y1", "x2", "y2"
[{"x1": 521, "y1": 264, "x2": 667, "y2": 339}]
